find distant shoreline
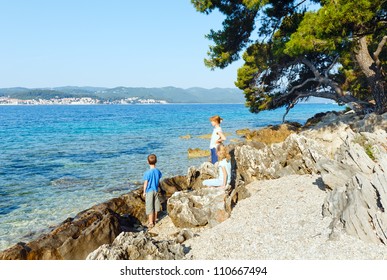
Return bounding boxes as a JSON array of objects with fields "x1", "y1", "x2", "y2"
[
  {"x1": 0, "y1": 101, "x2": 246, "y2": 106},
  {"x1": 0, "y1": 102, "x2": 335, "y2": 106},
  {"x1": 0, "y1": 86, "x2": 247, "y2": 104},
  {"x1": 0, "y1": 86, "x2": 336, "y2": 105}
]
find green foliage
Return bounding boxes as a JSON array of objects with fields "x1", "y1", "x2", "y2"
[
  {"x1": 242, "y1": 0, "x2": 269, "y2": 10},
  {"x1": 284, "y1": 12, "x2": 337, "y2": 56},
  {"x1": 206, "y1": 4, "x2": 258, "y2": 69},
  {"x1": 284, "y1": 0, "x2": 383, "y2": 56},
  {"x1": 191, "y1": 0, "x2": 214, "y2": 13},
  {"x1": 353, "y1": 135, "x2": 376, "y2": 161}
]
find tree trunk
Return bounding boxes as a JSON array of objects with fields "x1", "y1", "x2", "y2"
[
  {"x1": 373, "y1": 80, "x2": 387, "y2": 114},
  {"x1": 355, "y1": 36, "x2": 387, "y2": 114}
]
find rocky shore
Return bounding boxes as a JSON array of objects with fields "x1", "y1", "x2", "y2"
[{"x1": 1, "y1": 111, "x2": 386, "y2": 260}]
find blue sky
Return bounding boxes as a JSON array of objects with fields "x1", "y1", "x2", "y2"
[{"x1": 0, "y1": 0, "x2": 244, "y2": 89}]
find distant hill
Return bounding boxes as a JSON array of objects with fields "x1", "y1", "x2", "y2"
[{"x1": 0, "y1": 86, "x2": 245, "y2": 104}]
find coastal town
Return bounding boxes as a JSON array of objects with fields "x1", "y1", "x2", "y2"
[{"x1": 0, "y1": 96, "x2": 168, "y2": 105}]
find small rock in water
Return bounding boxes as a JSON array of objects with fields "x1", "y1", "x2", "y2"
[{"x1": 187, "y1": 148, "x2": 210, "y2": 158}]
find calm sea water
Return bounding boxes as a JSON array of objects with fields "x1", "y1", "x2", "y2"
[{"x1": 0, "y1": 103, "x2": 342, "y2": 250}]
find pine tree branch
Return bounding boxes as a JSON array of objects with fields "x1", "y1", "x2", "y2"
[
  {"x1": 298, "y1": 57, "x2": 320, "y2": 78},
  {"x1": 324, "y1": 56, "x2": 339, "y2": 78},
  {"x1": 298, "y1": 57, "x2": 343, "y2": 96},
  {"x1": 373, "y1": 35, "x2": 387, "y2": 67}
]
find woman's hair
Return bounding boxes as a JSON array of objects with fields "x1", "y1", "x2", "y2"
[
  {"x1": 217, "y1": 144, "x2": 231, "y2": 162},
  {"x1": 209, "y1": 115, "x2": 223, "y2": 124}
]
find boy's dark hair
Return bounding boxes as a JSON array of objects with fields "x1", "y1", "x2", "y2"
[{"x1": 147, "y1": 154, "x2": 157, "y2": 164}]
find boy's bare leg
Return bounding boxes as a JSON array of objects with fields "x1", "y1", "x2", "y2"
[
  {"x1": 154, "y1": 211, "x2": 158, "y2": 224},
  {"x1": 148, "y1": 213, "x2": 154, "y2": 227}
]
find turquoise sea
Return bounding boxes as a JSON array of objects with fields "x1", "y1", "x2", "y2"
[{"x1": 0, "y1": 103, "x2": 342, "y2": 251}]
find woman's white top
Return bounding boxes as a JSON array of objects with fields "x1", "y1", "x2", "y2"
[
  {"x1": 218, "y1": 158, "x2": 231, "y2": 185},
  {"x1": 210, "y1": 126, "x2": 222, "y2": 148}
]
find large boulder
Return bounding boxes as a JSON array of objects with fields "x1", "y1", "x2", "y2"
[
  {"x1": 0, "y1": 206, "x2": 121, "y2": 260},
  {"x1": 160, "y1": 162, "x2": 217, "y2": 197},
  {"x1": 167, "y1": 188, "x2": 229, "y2": 228},
  {"x1": 234, "y1": 133, "x2": 325, "y2": 185},
  {"x1": 86, "y1": 231, "x2": 185, "y2": 260},
  {"x1": 160, "y1": 176, "x2": 190, "y2": 198},
  {"x1": 0, "y1": 187, "x2": 146, "y2": 260},
  {"x1": 186, "y1": 162, "x2": 218, "y2": 190}
]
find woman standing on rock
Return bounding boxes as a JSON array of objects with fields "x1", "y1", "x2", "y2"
[
  {"x1": 203, "y1": 144, "x2": 231, "y2": 188},
  {"x1": 209, "y1": 115, "x2": 226, "y2": 164}
]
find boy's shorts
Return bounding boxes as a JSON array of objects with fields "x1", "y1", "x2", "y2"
[{"x1": 145, "y1": 191, "x2": 161, "y2": 215}]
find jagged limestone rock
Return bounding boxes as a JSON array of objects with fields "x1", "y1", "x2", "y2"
[
  {"x1": 186, "y1": 161, "x2": 217, "y2": 190},
  {"x1": 320, "y1": 132, "x2": 387, "y2": 245},
  {"x1": 160, "y1": 175, "x2": 190, "y2": 198},
  {"x1": 174, "y1": 229, "x2": 195, "y2": 244},
  {"x1": 234, "y1": 134, "x2": 325, "y2": 184},
  {"x1": 0, "y1": 188, "x2": 146, "y2": 260},
  {"x1": 86, "y1": 231, "x2": 185, "y2": 260},
  {"x1": 167, "y1": 188, "x2": 229, "y2": 228},
  {"x1": 241, "y1": 123, "x2": 302, "y2": 144}
]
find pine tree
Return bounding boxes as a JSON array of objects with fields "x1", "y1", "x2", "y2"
[{"x1": 192, "y1": 0, "x2": 387, "y2": 118}]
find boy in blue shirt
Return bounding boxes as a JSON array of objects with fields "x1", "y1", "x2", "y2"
[{"x1": 143, "y1": 154, "x2": 162, "y2": 228}]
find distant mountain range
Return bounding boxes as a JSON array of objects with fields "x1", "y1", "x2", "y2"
[{"x1": 0, "y1": 86, "x2": 246, "y2": 104}]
